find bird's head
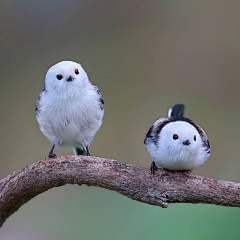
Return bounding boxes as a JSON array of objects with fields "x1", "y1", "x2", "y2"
[
  {"x1": 44, "y1": 61, "x2": 89, "y2": 96},
  {"x1": 159, "y1": 121, "x2": 201, "y2": 154}
]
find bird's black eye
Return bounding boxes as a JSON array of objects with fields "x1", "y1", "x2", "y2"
[
  {"x1": 173, "y1": 134, "x2": 179, "y2": 140},
  {"x1": 194, "y1": 135, "x2": 196, "y2": 141},
  {"x1": 75, "y1": 69, "x2": 79, "y2": 75},
  {"x1": 57, "y1": 74, "x2": 63, "y2": 80}
]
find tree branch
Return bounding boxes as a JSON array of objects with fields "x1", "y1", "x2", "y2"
[{"x1": 0, "y1": 155, "x2": 240, "y2": 227}]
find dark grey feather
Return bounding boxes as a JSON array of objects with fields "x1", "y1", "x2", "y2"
[
  {"x1": 74, "y1": 147, "x2": 87, "y2": 155},
  {"x1": 170, "y1": 104, "x2": 185, "y2": 117},
  {"x1": 89, "y1": 79, "x2": 104, "y2": 110},
  {"x1": 36, "y1": 85, "x2": 47, "y2": 115}
]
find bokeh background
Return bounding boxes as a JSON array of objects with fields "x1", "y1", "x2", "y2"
[{"x1": 1, "y1": 0, "x2": 240, "y2": 239}]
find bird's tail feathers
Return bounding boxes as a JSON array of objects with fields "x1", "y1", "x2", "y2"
[
  {"x1": 168, "y1": 104, "x2": 185, "y2": 117},
  {"x1": 73, "y1": 147, "x2": 87, "y2": 156}
]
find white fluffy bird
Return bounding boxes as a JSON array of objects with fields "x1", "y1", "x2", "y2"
[
  {"x1": 36, "y1": 61, "x2": 104, "y2": 157},
  {"x1": 144, "y1": 104, "x2": 210, "y2": 173}
]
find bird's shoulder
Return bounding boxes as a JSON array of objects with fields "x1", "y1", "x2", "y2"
[
  {"x1": 144, "y1": 117, "x2": 168, "y2": 145},
  {"x1": 188, "y1": 120, "x2": 210, "y2": 152},
  {"x1": 36, "y1": 85, "x2": 47, "y2": 115},
  {"x1": 88, "y1": 79, "x2": 104, "y2": 110}
]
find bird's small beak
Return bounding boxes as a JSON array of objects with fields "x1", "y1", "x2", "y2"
[
  {"x1": 183, "y1": 139, "x2": 191, "y2": 146},
  {"x1": 66, "y1": 75, "x2": 74, "y2": 82}
]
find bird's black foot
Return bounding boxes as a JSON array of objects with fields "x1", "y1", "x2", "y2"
[
  {"x1": 86, "y1": 146, "x2": 91, "y2": 156},
  {"x1": 48, "y1": 145, "x2": 56, "y2": 158},
  {"x1": 48, "y1": 152, "x2": 56, "y2": 158},
  {"x1": 150, "y1": 161, "x2": 158, "y2": 174}
]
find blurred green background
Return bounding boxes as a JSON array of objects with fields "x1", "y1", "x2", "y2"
[{"x1": 1, "y1": 0, "x2": 240, "y2": 239}]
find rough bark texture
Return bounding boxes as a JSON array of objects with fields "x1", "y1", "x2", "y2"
[{"x1": 0, "y1": 155, "x2": 240, "y2": 227}]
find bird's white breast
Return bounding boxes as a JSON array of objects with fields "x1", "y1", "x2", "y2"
[{"x1": 37, "y1": 85, "x2": 103, "y2": 149}]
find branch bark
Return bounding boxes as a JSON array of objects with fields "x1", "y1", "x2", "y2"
[{"x1": 0, "y1": 155, "x2": 240, "y2": 227}]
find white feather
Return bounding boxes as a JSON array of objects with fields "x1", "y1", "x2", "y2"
[{"x1": 168, "y1": 107, "x2": 172, "y2": 117}]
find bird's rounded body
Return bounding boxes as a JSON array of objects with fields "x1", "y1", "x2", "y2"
[
  {"x1": 36, "y1": 61, "x2": 104, "y2": 156},
  {"x1": 145, "y1": 119, "x2": 210, "y2": 170},
  {"x1": 144, "y1": 104, "x2": 210, "y2": 172}
]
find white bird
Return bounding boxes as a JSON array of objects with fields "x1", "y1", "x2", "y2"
[
  {"x1": 144, "y1": 104, "x2": 210, "y2": 173},
  {"x1": 36, "y1": 61, "x2": 104, "y2": 157}
]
